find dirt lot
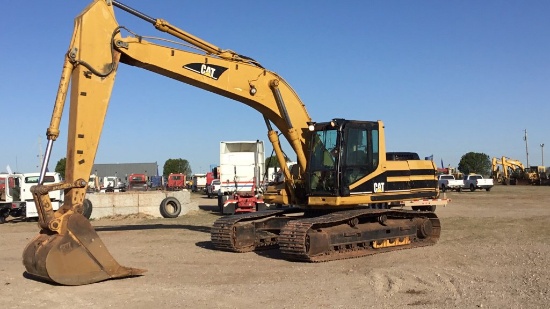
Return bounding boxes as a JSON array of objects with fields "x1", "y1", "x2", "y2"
[{"x1": 0, "y1": 186, "x2": 549, "y2": 308}]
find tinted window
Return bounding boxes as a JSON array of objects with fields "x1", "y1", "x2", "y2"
[{"x1": 25, "y1": 176, "x2": 56, "y2": 183}]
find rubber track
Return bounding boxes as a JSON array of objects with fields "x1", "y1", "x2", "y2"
[
  {"x1": 278, "y1": 209, "x2": 441, "y2": 262},
  {"x1": 211, "y1": 210, "x2": 287, "y2": 252}
]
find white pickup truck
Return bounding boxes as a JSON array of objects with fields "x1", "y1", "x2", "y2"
[
  {"x1": 463, "y1": 174, "x2": 494, "y2": 192},
  {"x1": 437, "y1": 174, "x2": 464, "y2": 192}
]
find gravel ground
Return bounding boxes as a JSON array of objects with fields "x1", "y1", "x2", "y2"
[{"x1": 0, "y1": 185, "x2": 549, "y2": 309}]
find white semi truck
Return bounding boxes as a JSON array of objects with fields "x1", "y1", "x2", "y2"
[
  {"x1": 218, "y1": 140, "x2": 265, "y2": 196},
  {"x1": 101, "y1": 176, "x2": 125, "y2": 192},
  {"x1": 0, "y1": 172, "x2": 64, "y2": 222},
  {"x1": 191, "y1": 173, "x2": 207, "y2": 192}
]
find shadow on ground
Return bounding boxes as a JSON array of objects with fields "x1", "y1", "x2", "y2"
[
  {"x1": 195, "y1": 241, "x2": 289, "y2": 261},
  {"x1": 95, "y1": 224, "x2": 212, "y2": 234}
]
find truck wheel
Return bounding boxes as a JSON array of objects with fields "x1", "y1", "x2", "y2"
[
  {"x1": 160, "y1": 197, "x2": 182, "y2": 218},
  {"x1": 486, "y1": 187, "x2": 491, "y2": 192},
  {"x1": 470, "y1": 184, "x2": 476, "y2": 192},
  {"x1": 440, "y1": 185, "x2": 446, "y2": 192},
  {"x1": 0, "y1": 215, "x2": 6, "y2": 224},
  {"x1": 457, "y1": 187, "x2": 462, "y2": 192},
  {"x1": 81, "y1": 199, "x2": 93, "y2": 220}
]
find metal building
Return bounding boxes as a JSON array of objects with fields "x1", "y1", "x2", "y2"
[{"x1": 91, "y1": 162, "x2": 159, "y2": 184}]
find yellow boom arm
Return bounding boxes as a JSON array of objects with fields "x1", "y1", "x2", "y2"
[{"x1": 25, "y1": 0, "x2": 312, "y2": 286}]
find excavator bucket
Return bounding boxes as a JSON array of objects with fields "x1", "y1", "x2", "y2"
[{"x1": 22, "y1": 213, "x2": 145, "y2": 285}]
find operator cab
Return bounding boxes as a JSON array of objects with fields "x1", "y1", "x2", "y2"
[{"x1": 307, "y1": 119, "x2": 379, "y2": 197}]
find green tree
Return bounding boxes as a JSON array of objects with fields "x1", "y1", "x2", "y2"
[
  {"x1": 458, "y1": 152, "x2": 491, "y2": 176},
  {"x1": 265, "y1": 155, "x2": 291, "y2": 169},
  {"x1": 163, "y1": 158, "x2": 192, "y2": 178},
  {"x1": 54, "y1": 157, "x2": 66, "y2": 178}
]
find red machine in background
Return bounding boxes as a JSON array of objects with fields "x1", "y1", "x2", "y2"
[
  {"x1": 127, "y1": 173, "x2": 148, "y2": 191},
  {"x1": 166, "y1": 173, "x2": 186, "y2": 190}
]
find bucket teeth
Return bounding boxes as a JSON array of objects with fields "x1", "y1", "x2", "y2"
[{"x1": 22, "y1": 213, "x2": 146, "y2": 285}]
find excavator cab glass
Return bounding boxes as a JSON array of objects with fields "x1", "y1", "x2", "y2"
[
  {"x1": 307, "y1": 120, "x2": 379, "y2": 196},
  {"x1": 308, "y1": 127, "x2": 339, "y2": 195},
  {"x1": 342, "y1": 125, "x2": 379, "y2": 188}
]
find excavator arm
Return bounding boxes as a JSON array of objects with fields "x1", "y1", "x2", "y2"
[
  {"x1": 492, "y1": 156, "x2": 527, "y2": 184},
  {"x1": 25, "y1": 0, "x2": 312, "y2": 285},
  {"x1": 53, "y1": 0, "x2": 311, "y2": 208}
]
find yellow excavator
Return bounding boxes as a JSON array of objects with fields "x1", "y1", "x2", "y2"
[
  {"x1": 491, "y1": 156, "x2": 526, "y2": 185},
  {"x1": 24, "y1": 0, "x2": 441, "y2": 286},
  {"x1": 490, "y1": 156, "x2": 546, "y2": 185}
]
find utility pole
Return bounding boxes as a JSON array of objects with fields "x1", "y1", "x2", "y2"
[
  {"x1": 523, "y1": 129, "x2": 529, "y2": 167},
  {"x1": 541, "y1": 143, "x2": 545, "y2": 166},
  {"x1": 37, "y1": 137, "x2": 44, "y2": 170}
]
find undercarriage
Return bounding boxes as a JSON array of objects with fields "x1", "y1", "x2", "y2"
[{"x1": 211, "y1": 208, "x2": 440, "y2": 262}]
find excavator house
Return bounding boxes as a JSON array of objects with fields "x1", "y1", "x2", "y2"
[{"x1": 24, "y1": 0, "x2": 441, "y2": 285}]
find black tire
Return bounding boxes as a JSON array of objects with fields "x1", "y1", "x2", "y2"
[
  {"x1": 470, "y1": 184, "x2": 475, "y2": 192},
  {"x1": 457, "y1": 187, "x2": 462, "y2": 192},
  {"x1": 160, "y1": 197, "x2": 182, "y2": 218},
  {"x1": 0, "y1": 215, "x2": 6, "y2": 224},
  {"x1": 486, "y1": 187, "x2": 491, "y2": 192},
  {"x1": 81, "y1": 199, "x2": 93, "y2": 219},
  {"x1": 441, "y1": 185, "x2": 446, "y2": 192}
]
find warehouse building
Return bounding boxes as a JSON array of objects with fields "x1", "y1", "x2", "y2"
[{"x1": 91, "y1": 162, "x2": 160, "y2": 184}]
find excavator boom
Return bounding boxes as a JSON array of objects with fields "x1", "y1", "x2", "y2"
[{"x1": 491, "y1": 156, "x2": 528, "y2": 185}]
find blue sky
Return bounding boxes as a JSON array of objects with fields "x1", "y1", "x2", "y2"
[{"x1": 1, "y1": 1, "x2": 549, "y2": 174}]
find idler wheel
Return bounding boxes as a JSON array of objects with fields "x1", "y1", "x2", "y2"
[
  {"x1": 378, "y1": 215, "x2": 387, "y2": 226},
  {"x1": 348, "y1": 217, "x2": 359, "y2": 227},
  {"x1": 417, "y1": 219, "x2": 433, "y2": 239}
]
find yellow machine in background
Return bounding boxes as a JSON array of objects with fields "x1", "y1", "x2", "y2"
[
  {"x1": 491, "y1": 156, "x2": 549, "y2": 185},
  {"x1": 25, "y1": 0, "x2": 440, "y2": 285},
  {"x1": 524, "y1": 166, "x2": 550, "y2": 185},
  {"x1": 446, "y1": 166, "x2": 463, "y2": 181},
  {"x1": 491, "y1": 156, "x2": 526, "y2": 185}
]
